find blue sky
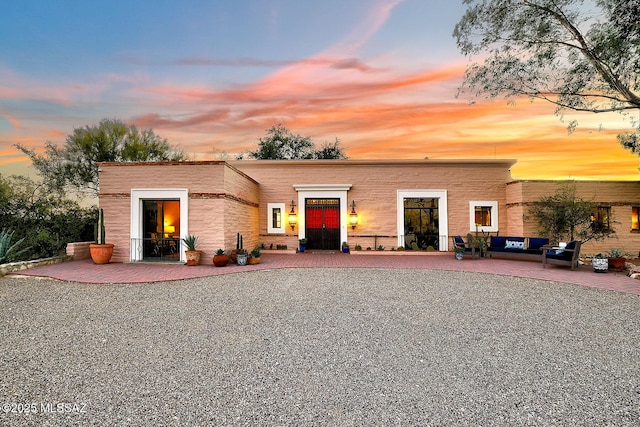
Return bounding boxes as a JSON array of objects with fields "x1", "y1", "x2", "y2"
[{"x1": 1, "y1": 0, "x2": 637, "y2": 180}]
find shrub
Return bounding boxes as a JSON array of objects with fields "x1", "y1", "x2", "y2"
[{"x1": 0, "y1": 229, "x2": 30, "y2": 263}]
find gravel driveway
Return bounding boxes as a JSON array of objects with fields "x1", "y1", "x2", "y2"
[{"x1": 1, "y1": 268, "x2": 639, "y2": 426}]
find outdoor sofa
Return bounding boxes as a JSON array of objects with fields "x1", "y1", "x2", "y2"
[{"x1": 486, "y1": 236, "x2": 550, "y2": 260}]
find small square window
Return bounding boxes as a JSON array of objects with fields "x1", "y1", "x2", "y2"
[{"x1": 469, "y1": 201, "x2": 498, "y2": 232}]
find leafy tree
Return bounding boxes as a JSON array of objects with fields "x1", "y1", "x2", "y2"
[
  {"x1": 248, "y1": 124, "x2": 315, "y2": 160},
  {"x1": 315, "y1": 138, "x2": 348, "y2": 159},
  {"x1": 16, "y1": 118, "x2": 186, "y2": 195},
  {"x1": 248, "y1": 124, "x2": 348, "y2": 160},
  {"x1": 454, "y1": 0, "x2": 640, "y2": 152},
  {"x1": 0, "y1": 174, "x2": 95, "y2": 261},
  {"x1": 529, "y1": 181, "x2": 614, "y2": 244}
]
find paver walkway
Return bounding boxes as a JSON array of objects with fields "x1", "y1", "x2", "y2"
[{"x1": 6, "y1": 252, "x2": 639, "y2": 295}]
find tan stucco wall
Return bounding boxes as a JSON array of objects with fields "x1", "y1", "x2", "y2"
[
  {"x1": 98, "y1": 162, "x2": 259, "y2": 263},
  {"x1": 97, "y1": 159, "x2": 640, "y2": 261},
  {"x1": 506, "y1": 180, "x2": 640, "y2": 256},
  {"x1": 232, "y1": 159, "x2": 514, "y2": 250}
]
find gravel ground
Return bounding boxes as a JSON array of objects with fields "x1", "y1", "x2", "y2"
[{"x1": 1, "y1": 268, "x2": 640, "y2": 426}]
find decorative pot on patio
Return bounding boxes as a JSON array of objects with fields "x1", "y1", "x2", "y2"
[
  {"x1": 185, "y1": 250, "x2": 202, "y2": 266},
  {"x1": 213, "y1": 249, "x2": 229, "y2": 267},
  {"x1": 90, "y1": 243, "x2": 114, "y2": 264},
  {"x1": 236, "y1": 251, "x2": 248, "y2": 266},
  {"x1": 608, "y1": 257, "x2": 626, "y2": 272},
  {"x1": 592, "y1": 257, "x2": 608, "y2": 273}
]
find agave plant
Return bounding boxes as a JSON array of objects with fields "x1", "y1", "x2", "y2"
[{"x1": 0, "y1": 229, "x2": 30, "y2": 263}]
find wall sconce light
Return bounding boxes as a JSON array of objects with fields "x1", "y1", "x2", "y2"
[
  {"x1": 349, "y1": 200, "x2": 358, "y2": 229},
  {"x1": 288, "y1": 200, "x2": 297, "y2": 230}
]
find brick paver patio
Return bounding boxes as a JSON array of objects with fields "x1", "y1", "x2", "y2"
[{"x1": 6, "y1": 252, "x2": 639, "y2": 295}]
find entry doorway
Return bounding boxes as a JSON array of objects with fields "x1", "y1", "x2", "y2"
[
  {"x1": 142, "y1": 200, "x2": 181, "y2": 261},
  {"x1": 305, "y1": 198, "x2": 340, "y2": 250},
  {"x1": 403, "y1": 198, "x2": 439, "y2": 250}
]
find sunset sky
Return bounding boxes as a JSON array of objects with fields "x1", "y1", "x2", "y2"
[{"x1": 1, "y1": 0, "x2": 638, "y2": 181}]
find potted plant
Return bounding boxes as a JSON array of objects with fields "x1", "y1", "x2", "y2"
[
  {"x1": 454, "y1": 245, "x2": 465, "y2": 260},
  {"x1": 606, "y1": 248, "x2": 627, "y2": 272},
  {"x1": 90, "y1": 208, "x2": 114, "y2": 264},
  {"x1": 213, "y1": 248, "x2": 229, "y2": 267},
  {"x1": 248, "y1": 246, "x2": 262, "y2": 264},
  {"x1": 592, "y1": 253, "x2": 608, "y2": 273},
  {"x1": 299, "y1": 238, "x2": 307, "y2": 253},
  {"x1": 236, "y1": 248, "x2": 248, "y2": 266},
  {"x1": 341, "y1": 241, "x2": 349, "y2": 253},
  {"x1": 182, "y1": 234, "x2": 201, "y2": 266}
]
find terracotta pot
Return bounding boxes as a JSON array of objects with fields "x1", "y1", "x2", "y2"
[
  {"x1": 248, "y1": 257, "x2": 261, "y2": 265},
  {"x1": 608, "y1": 257, "x2": 626, "y2": 272},
  {"x1": 185, "y1": 250, "x2": 202, "y2": 266},
  {"x1": 90, "y1": 243, "x2": 114, "y2": 265},
  {"x1": 213, "y1": 254, "x2": 229, "y2": 267}
]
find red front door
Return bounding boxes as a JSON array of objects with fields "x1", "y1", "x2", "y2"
[{"x1": 305, "y1": 198, "x2": 340, "y2": 250}]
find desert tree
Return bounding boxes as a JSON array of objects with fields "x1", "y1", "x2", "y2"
[
  {"x1": 454, "y1": 0, "x2": 640, "y2": 152},
  {"x1": 529, "y1": 181, "x2": 615, "y2": 243},
  {"x1": 16, "y1": 118, "x2": 186, "y2": 195}
]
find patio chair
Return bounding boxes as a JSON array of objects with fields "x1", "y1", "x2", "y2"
[
  {"x1": 452, "y1": 235, "x2": 477, "y2": 260},
  {"x1": 542, "y1": 240, "x2": 582, "y2": 270}
]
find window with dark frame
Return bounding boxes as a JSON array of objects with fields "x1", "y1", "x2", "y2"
[
  {"x1": 632, "y1": 207, "x2": 640, "y2": 230},
  {"x1": 272, "y1": 207, "x2": 281, "y2": 229},
  {"x1": 592, "y1": 206, "x2": 611, "y2": 231}
]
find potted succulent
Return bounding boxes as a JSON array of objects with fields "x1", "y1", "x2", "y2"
[
  {"x1": 591, "y1": 253, "x2": 608, "y2": 273},
  {"x1": 182, "y1": 234, "x2": 201, "y2": 266},
  {"x1": 248, "y1": 246, "x2": 261, "y2": 264},
  {"x1": 213, "y1": 248, "x2": 229, "y2": 267},
  {"x1": 90, "y1": 208, "x2": 115, "y2": 264},
  {"x1": 299, "y1": 238, "x2": 307, "y2": 253},
  {"x1": 606, "y1": 248, "x2": 627, "y2": 272},
  {"x1": 341, "y1": 241, "x2": 349, "y2": 253}
]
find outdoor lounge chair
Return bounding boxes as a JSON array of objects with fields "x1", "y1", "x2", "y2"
[
  {"x1": 542, "y1": 240, "x2": 582, "y2": 270},
  {"x1": 452, "y1": 236, "x2": 477, "y2": 259}
]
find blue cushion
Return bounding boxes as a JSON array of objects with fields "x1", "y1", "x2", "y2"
[
  {"x1": 454, "y1": 236, "x2": 464, "y2": 245},
  {"x1": 489, "y1": 236, "x2": 507, "y2": 248},
  {"x1": 546, "y1": 241, "x2": 577, "y2": 260},
  {"x1": 528, "y1": 237, "x2": 549, "y2": 250}
]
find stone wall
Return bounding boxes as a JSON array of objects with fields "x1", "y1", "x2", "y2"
[{"x1": 0, "y1": 255, "x2": 72, "y2": 277}]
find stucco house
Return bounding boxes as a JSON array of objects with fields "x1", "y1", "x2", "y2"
[{"x1": 96, "y1": 159, "x2": 640, "y2": 264}]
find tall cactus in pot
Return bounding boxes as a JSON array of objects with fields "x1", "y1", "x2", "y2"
[{"x1": 90, "y1": 208, "x2": 114, "y2": 264}]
